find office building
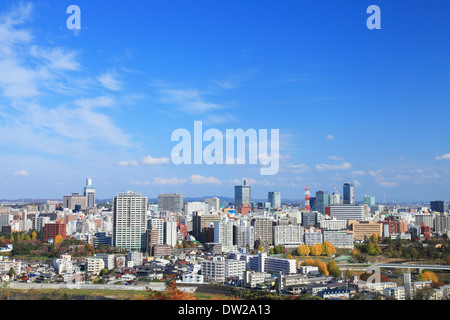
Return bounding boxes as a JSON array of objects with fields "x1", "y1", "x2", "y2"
[
  {"x1": 430, "y1": 201, "x2": 446, "y2": 213},
  {"x1": 204, "y1": 197, "x2": 220, "y2": 212},
  {"x1": 268, "y1": 192, "x2": 281, "y2": 209},
  {"x1": 364, "y1": 195, "x2": 376, "y2": 207},
  {"x1": 301, "y1": 211, "x2": 318, "y2": 227},
  {"x1": 44, "y1": 222, "x2": 66, "y2": 243},
  {"x1": 235, "y1": 179, "x2": 251, "y2": 207},
  {"x1": 112, "y1": 191, "x2": 148, "y2": 251},
  {"x1": 84, "y1": 178, "x2": 96, "y2": 208},
  {"x1": 63, "y1": 193, "x2": 86, "y2": 211},
  {"x1": 192, "y1": 212, "x2": 221, "y2": 243},
  {"x1": 184, "y1": 202, "x2": 208, "y2": 216},
  {"x1": 348, "y1": 220, "x2": 382, "y2": 241},
  {"x1": 343, "y1": 183, "x2": 355, "y2": 205},
  {"x1": 329, "y1": 193, "x2": 341, "y2": 206},
  {"x1": 330, "y1": 205, "x2": 365, "y2": 222},
  {"x1": 315, "y1": 191, "x2": 329, "y2": 215},
  {"x1": 158, "y1": 193, "x2": 183, "y2": 213}
]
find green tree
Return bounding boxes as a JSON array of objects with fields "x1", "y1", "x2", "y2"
[
  {"x1": 327, "y1": 260, "x2": 341, "y2": 278},
  {"x1": 8, "y1": 267, "x2": 15, "y2": 279}
]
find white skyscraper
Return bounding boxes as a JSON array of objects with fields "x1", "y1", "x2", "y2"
[
  {"x1": 84, "y1": 178, "x2": 96, "y2": 208},
  {"x1": 164, "y1": 221, "x2": 178, "y2": 247},
  {"x1": 112, "y1": 191, "x2": 148, "y2": 251}
]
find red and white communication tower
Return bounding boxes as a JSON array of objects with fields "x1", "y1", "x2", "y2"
[{"x1": 304, "y1": 184, "x2": 311, "y2": 211}]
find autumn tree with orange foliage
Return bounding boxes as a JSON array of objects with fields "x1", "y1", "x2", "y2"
[
  {"x1": 302, "y1": 258, "x2": 317, "y2": 266},
  {"x1": 316, "y1": 259, "x2": 328, "y2": 276},
  {"x1": 147, "y1": 281, "x2": 198, "y2": 300},
  {"x1": 418, "y1": 271, "x2": 439, "y2": 283}
]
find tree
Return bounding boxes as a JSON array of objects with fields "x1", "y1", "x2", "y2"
[
  {"x1": 302, "y1": 258, "x2": 317, "y2": 266},
  {"x1": 322, "y1": 242, "x2": 336, "y2": 257},
  {"x1": 269, "y1": 248, "x2": 275, "y2": 255},
  {"x1": 285, "y1": 254, "x2": 294, "y2": 259},
  {"x1": 310, "y1": 243, "x2": 322, "y2": 256},
  {"x1": 8, "y1": 267, "x2": 15, "y2": 279},
  {"x1": 418, "y1": 271, "x2": 439, "y2": 283},
  {"x1": 372, "y1": 233, "x2": 379, "y2": 243},
  {"x1": 54, "y1": 235, "x2": 63, "y2": 244},
  {"x1": 31, "y1": 231, "x2": 37, "y2": 240},
  {"x1": 297, "y1": 244, "x2": 310, "y2": 256},
  {"x1": 147, "y1": 281, "x2": 197, "y2": 300},
  {"x1": 345, "y1": 269, "x2": 354, "y2": 279},
  {"x1": 327, "y1": 260, "x2": 341, "y2": 278},
  {"x1": 316, "y1": 260, "x2": 328, "y2": 276}
]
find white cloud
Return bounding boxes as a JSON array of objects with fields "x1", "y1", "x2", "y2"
[
  {"x1": 190, "y1": 175, "x2": 221, "y2": 185},
  {"x1": 326, "y1": 134, "x2": 335, "y2": 141},
  {"x1": 328, "y1": 155, "x2": 344, "y2": 161},
  {"x1": 30, "y1": 46, "x2": 80, "y2": 71},
  {"x1": 289, "y1": 164, "x2": 311, "y2": 173},
  {"x1": 350, "y1": 170, "x2": 366, "y2": 176},
  {"x1": 14, "y1": 170, "x2": 29, "y2": 176},
  {"x1": 435, "y1": 153, "x2": 450, "y2": 160},
  {"x1": 159, "y1": 88, "x2": 224, "y2": 114},
  {"x1": 353, "y1": 179, "x2": 362, "y2": 188},
  {"x1": 118, "y1": 160, "x2": 139, "y2": 167},
  {"x1": 142, "y1": 155, "x2": 170, "y2": 165},
  {"x1": 378, "y1": 180, "x2": 399, "y2": 187},
  {"x1": 152, "y1": 177, "x2": 187, "y2": 185},
  {"x1": 316, "y1": 162, "x2": 352, "y2": 171},
  {"x1": 74, "y1": 96, "x2": 115, "y2": 109},
  {"x1": 97, "y1": 71, "x2": 123, "y2": 91}
]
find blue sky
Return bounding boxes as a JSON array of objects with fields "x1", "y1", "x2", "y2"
[{"x1": 0, "y1": 0, "x2": 449, "y2": 202}]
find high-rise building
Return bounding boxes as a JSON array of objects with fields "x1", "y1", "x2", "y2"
[
  {"x1": 44, "y1": 222, "x2": 66, "y2": 243},
  {"x1": 204, "y1": 197, "x2": 220, "y2": 212},
  {"x1": 84, "y1": 178, "x2": 96, "y2": 208},
  {"x1": 430, "y1": 200, "x2": 446, "y2": 213},
  {"x1": 364, "y1": 195, "x2": 375, "y2": 207},
  {"x1": 145, "y1": 227, "x2": 159, "y2": 255},
  {"x1": 192, "y1": 212, "x2": 221, "y2": 243},
  {"x1": 251, "y1": 217, "x2": 273, "y2": 246},
  {"x1": 343, "y1": 183, "x2": 355, "y2": 205},
  {"x1": 330, "y1": 205, "x2": 365, "y2": 222},
  {"x1": 273, "y1": 225, "x2": 304, "y2": 246},
  {"x1": 329, "y1": 193, "x2": 341, "y2": 206},
  {"x1": 63, "y1": 193, "x2": 86, "y2": 211},
  {"x1": 112, "y1": 191, "x2": 148, "y2": 251},
  {"x1": 315, "y1": 191, "x2": 329, "y2": 215},
  {"x1": 157, "y1": 193, "x2": 183, "y2": 213},
  {"x1": 301, "y1": 211, "x2": 317, "y2": 228},
  {"x1": 164, "y1": 221, "x2": 177, "y2": 247},
  {"x1": 268, "y1": 192, "x2": 281, "y2": 209},
  {"x1": 235, "y1": 179, "x2": 251, "y2": 208},
  {"x1": 147, "y1": 218, "x2": 164, "y2": 245},
  {"x1": 233, "y1": 225, "x2": 255, "y2": 250},
  {"x1": 214, "y1": 220, "x2": 235, "y2": 250},
  {"x1": 184, "y1": 202, "x2": 208, "y2": 216}
]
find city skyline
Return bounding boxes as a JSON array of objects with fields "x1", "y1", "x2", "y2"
[{"x1": 0, "y1": 1, "x2": 449, "y2": 202}]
